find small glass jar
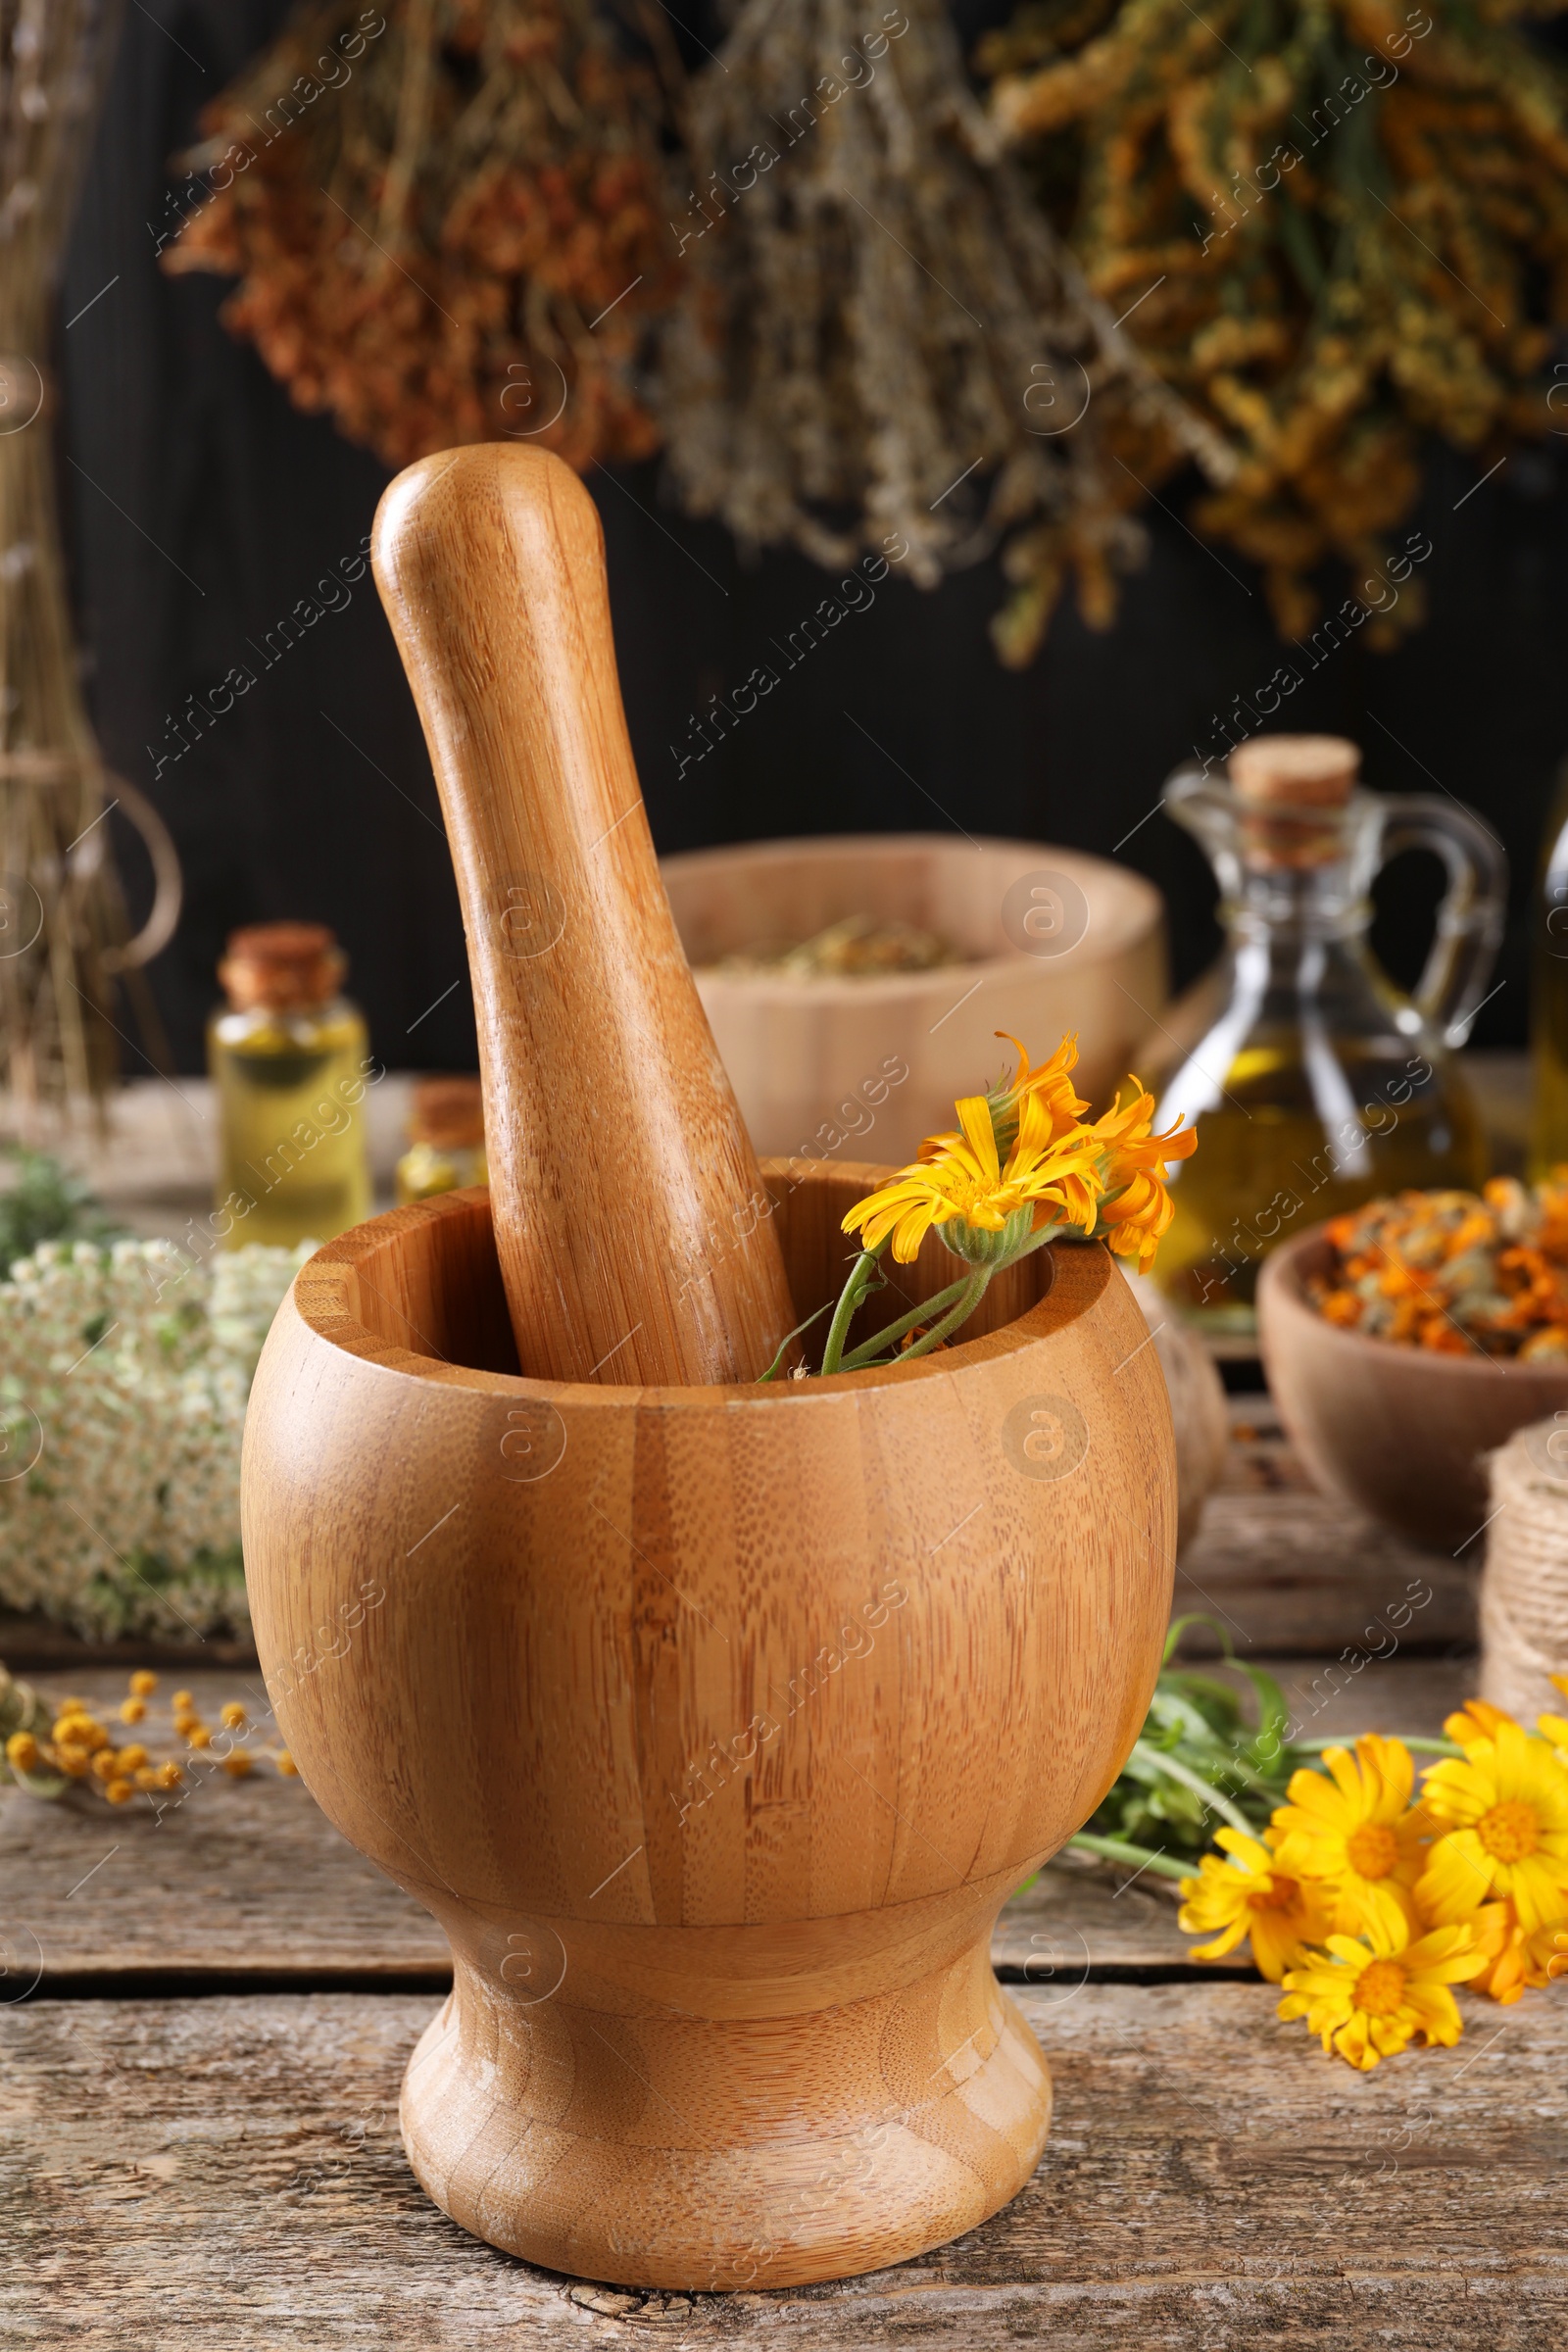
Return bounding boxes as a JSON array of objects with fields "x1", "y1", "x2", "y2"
[
  {"x1": 208, "y1": 922, "x2": 372, "y2": 1250},
  {"x1": 396, "y1": 1075, "x2": 487, "y2": 1205}
]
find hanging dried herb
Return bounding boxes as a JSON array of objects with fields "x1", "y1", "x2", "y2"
[
  {"x1": 658, "y1": 0, "x2": 1231, "y2": 656},
  {"x1": 1, "y1": 0, "x2": 178, "y2": 1129},
  {"x1": 980, "y1": 0, "x2": 1568, "y2": 641},
  {"x1": 163, "y1": 0, "x2": 676, "y2": 472}
]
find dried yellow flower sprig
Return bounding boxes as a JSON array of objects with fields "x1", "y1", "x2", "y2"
[
  {"x1": 2, "y1": 1667, "x2": 299, "y2": 1806},
  {"x1": 980, "y1": 0, "x2": 1568, "y2": 650},
  {"x1": 1178, "y1": 1688, "x2": 1568, "y2": 2067}
]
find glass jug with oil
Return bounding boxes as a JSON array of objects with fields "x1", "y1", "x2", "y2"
[
  {"x1": 1149, "y1": 734, "x2": 1504, "y2": 1332},
  {"x1": 209, "y1": 921, "x2": 372, "y2": 1248}
]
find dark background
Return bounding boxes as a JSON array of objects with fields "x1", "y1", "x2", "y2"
[{"x1": 57, "y1": 0, "x2": 1568, "y2": 1075}]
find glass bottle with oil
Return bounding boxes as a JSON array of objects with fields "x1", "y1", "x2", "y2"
[
  {"x1": 1148, "y1": 735, "x2": 1503, "y2": 1332},
  {"x1": 209, "y1": 922, "x2": 372, "y2": 1249},
  {"x1": 1531, "y1": 759, "x2": 1568, "y2": 1178},
  {"x1": 396, "y1": 1075, "x2": 487, "y2": 1204}
]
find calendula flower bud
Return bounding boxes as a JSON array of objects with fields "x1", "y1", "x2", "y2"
[
  {"x1": 187, "y1": 1725, "x2": 212, "y2": 1749},
  {"x1": 220, "y1": 1702, "x2": 246, "y2": 1729},
  {"x1": 119, "y1": 1697, "x2": 147, "y2": 1724},
  {"x1": 5, "y1": 1731, "x2": 39, "y2": 1772},
  {"x1": 172, "y1": 1690, "x2": 194, "y2": 1712},
  {"x1": 276, "y1": 1751, "x2": 299, "y2": 1777},
  {"x1": 104, "y1": 1778, "x2": 134, "y2": 1804},
  {"x1": 116, "y1": 1745, "x2": 149, "y2": 1772},
  {"x1": 221, "y1": 1751, "x2": 253, "y2": 1779},
  {"x1": 128, "y1": 1670, "x2": 158, "y2": 1697}
]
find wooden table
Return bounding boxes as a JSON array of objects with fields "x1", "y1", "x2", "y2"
[
  {"x1": 9, "y1": 1410, "x2": 1566, "y2": 2351},
  {"x1": 7, "y1": 1058, "x2": 1565, "y2": 2346}
]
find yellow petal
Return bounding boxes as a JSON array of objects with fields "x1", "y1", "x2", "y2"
[{"x1": 956, "y1": 1095, "x2": 1001, "y2": 1184}]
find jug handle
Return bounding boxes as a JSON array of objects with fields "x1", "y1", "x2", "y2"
[{"x1": 1378, "y1": 795, "x2": 1507, "y2": 1049}]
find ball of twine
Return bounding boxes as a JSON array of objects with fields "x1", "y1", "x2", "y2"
[{"x1": 1481, "y1": 1418, "x2": 1568, "y2": 1723}]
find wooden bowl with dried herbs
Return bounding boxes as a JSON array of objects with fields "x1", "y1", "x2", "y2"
[
  {"x1": 1257, "y1": 1183, "x2": 1568, "y2": 1551},
  {"x1": 661, "y1": 833, "x2": 1165, "y2": 1167}
]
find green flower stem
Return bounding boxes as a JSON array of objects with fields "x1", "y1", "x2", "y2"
[
  {"x1": 1288, "y1": 1734, "x2": 1463, "y2": 1758},
  {"x1": 852, "y1": 1266, "x2": 993, "y2": 1368},
  {"x1": 756, "y1": 1298, "x2": 834, "y2": 1382},
  {"x1": 1064, "y1": 1832, "x2": 1190, "y2": 1882},
  {"x1": 1216, "y1": 1753, "x2": 1291, "y2": 1799},
  {"x1": 1130, "y1": 1739, "x2": 1254, "y2": 1837},
  {"x1": 834, "y1": 1270, "x2": 976, "y2": 1371},
  {"x1": 818, "y1": 1240, "x2": 889, "y2": 1378}
]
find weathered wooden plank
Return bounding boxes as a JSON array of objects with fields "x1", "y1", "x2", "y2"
[
  {"x1": 6, "y1": 1982, "x2": 1565, "y2": 2348},
  {"x1": 6, "y1": 1658, "x2": 1478, "y2": 1985},
  {"x1": 1174, "y1": 1396, "x2": 1476, "y2": 1658}
]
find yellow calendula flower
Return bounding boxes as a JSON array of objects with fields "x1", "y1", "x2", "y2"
[
  {"x1": 1083, "y1": 1082, "x2": 1200, "y2": 1274},
  {"x1": 939, "y1": 1031, "x2": 1091, "y2": 1159},
  {"x1": 1417, "y1": 1718, "x2": 1568, "y2": 1935},
  {"x1": 1461, "y1": 1900, "x2": 1568, "y2": 2006},
  {"x1": 1279, "y1": 1915, "x2": 1486, "y2": 2070},
  {"x1": 844, "y1": 1087, "x2": 1102, "y2": 1266},
  {"x1": 1444, "y1": 1696, "x2": 1517, "y2": 1750},
  {"x1": 1269, "y1": 1737, "x2": 1429, "y2": 1941},
  {"x1": 1178, "y1": 1827, "x2": 1331, "y2": 1982},
  {"x1": 1537, "y1": 1675, "x2": 1568, "y2": 1755}
]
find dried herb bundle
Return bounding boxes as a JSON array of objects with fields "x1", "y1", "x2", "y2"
[
  {"x1": 164, "y1": 0, "x2": 675, "y2": 471},
  {"x1": 982, "y1": 0, "x2": 1568, "y2": 640},
  {"x1": 659, "y1": 0, "x2": 1229, "y2": 652},
  {"x1": 1, "y1": 0, "x2": 175, "y2": 1124}
]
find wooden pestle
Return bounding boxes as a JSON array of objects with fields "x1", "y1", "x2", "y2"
[{"x1": 371, "y1": 445, "x2": 798, "y2": 1387}]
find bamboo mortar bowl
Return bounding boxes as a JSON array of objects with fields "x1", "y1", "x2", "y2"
[{"x1": 242, "y1": 1158, "x2": 1177, "y2": 2290}]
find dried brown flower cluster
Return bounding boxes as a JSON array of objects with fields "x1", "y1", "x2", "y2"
[
  {"x1": 981, "y1": 0, "x2": 1568, "y2": 640},
  {"x1": 660, "y1": 0, "x2": 1230, "y2": 654},
  {"x1": 163, "y1": 0, "x2": 674, "y2": 471}
]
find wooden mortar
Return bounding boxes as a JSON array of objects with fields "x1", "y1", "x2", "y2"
[
  {"x1": 243, "y1": 1168, "x2": 1175, "y2": 2287},
  {"x1": 246, "y1": 443, "x2": 1177, "y2": 2285}
]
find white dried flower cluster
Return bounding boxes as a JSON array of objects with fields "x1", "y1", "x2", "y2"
[{"x1": 0, "y1": 1237, "x2": 310, "y2": 1640}]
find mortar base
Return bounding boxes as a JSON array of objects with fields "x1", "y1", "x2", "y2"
[{"x1": 399, "y1": 1942, "x2": 1053, "y2": 2290}]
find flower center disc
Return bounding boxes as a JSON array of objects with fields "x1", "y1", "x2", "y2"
[
  {"x1": 1353, "y1": 1958, "x2": 1408, "y2": 2020},
  {"x1": 1478, "y1": 1798, "x2": 1541, "y2": 1864},
  {"x1": 1248, "y1": 1873, "x2": 1298, "y2": 1914},
  {"x1": 1345, "y1": 1823, "x2": 1400, "y2": 1881}
]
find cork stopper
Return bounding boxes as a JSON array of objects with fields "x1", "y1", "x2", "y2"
[
  {"x1": 220, "y1": 921, "x2": 346, "y2": 1012},
  {"x1": 1229, "y1": 735, "x2": 1359, "y2": 807},
  {"x1": 409, "y1": 1075, "x2": 485, "y2": 1150},
  {"x1": 1228, "y1": 735, "x2": 1360, "y2": 868}
]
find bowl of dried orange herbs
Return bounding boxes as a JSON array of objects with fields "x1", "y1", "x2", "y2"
[{"x1": 1257, "y1": 1179, "x2": 1568, "y2": 1551}]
